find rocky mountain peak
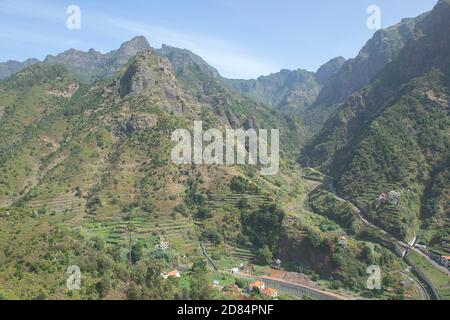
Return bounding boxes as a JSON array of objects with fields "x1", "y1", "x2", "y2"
[
  {"x1": 315, "y1": 57, "x2": 346, "y2": 84},
  {"x1": 118, "y1": 36, "x2": 151, "y2": 56}
]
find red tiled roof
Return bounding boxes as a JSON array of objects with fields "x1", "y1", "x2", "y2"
[
  {"x1": 262, "y1": 288, "x2": 278, "y2": 296},
  {"x1": 249, "y1": 281, "x2": 264, "y2": 288}
]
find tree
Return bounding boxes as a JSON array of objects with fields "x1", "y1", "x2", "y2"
[
  {"x1": 189, "y1": 259, "x2": 211, "y2": 300},
  {"x1": 242, "y1": 204, "x2": 285, "y2": 249},
  {"x1": 256, "y1": 245, "x2": 273, "y2": 265},
  {"x1": 131, "y1": 242, "x2": 144, "y2": 264},
  {"x1": 96, "y1": 274, "x2": 112, "y2": 298}
]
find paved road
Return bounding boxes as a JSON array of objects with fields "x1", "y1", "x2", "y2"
[
  {"x1": 235, "y1": 273, "x2": 350, "y2": 301},
  {"x1": 326, "y1": 181, "x2": 450, "y2": 299},
  {"x1": 328, "y1": 183, "x2": 410, "y2": 256},
  {"x1": 409, "y1": 246, "x2": 450, "y2": 276},
  {"x1": 200, "y1": 242, "x2": 218, "y2": 271},
  {"x1": 399, "y1": 271, "x2": 429, "y2": 300}
]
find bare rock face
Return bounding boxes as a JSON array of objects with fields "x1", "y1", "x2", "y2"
[
  {"x1": 244, "y1": 116, "x2": 258, "y2": 130},
  {"x1": 118, "y1": 51, "x2": 175, "y2": 97},
  {"x1": 117, "y1": 113, "x2": 158, "y2": 135},
  {"x1": 116, "y1": 51, "x2": 187, "y2": 115},
  {"x1": 44, "y1": 36, "x2": 151, "y2": 83}
]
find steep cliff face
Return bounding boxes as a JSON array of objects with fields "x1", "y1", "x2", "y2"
[
  {"x1": 302, "y1": 0, "x2": 450, "y2": 242},
  {"x1": 302, "y1": 13, "x2": 429, "y2": 131}
]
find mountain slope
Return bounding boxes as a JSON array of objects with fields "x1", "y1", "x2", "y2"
[
  {"x1": 223, "y1": 57, "x2": 345, "y2": 114},
  {"x1": 302, "y1": 13, "x2": 429, "y2": 131},
  {"x1": 0, "y1": 58, "x2": 39, "y2": 80},
  {"x1": 303, "y1": 0, "x2": 450, "y2": 245},
  {"x1": 157, "y1": 45, "x2": 309, "y2": 155}
]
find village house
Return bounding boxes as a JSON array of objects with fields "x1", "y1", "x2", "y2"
[
  {"x1": 414, "y1": 243, "x2": 427, "y2": 250},
  {"x1": 338, "y1": 235, "x2": 347, "y2": 247},
  {"x1": 241, "y1": 264, "x2": 255, "y2": 275},
  {"x1": 388, "y1": 191, "x2": 401, "y2": 206},
  {"x1": 249, "y1": 281, "x2": 265, "y2": 291},
  {"x1": 155, "y1": 240, "x2": 170, "y2": 251},
  {"x1": 262, "y1": 288, "x2": 278, "y2": 298},
  {"x1": 378, "y1": 193, "x2": 388, "y2": 202},
  {"x1": 162, "y1": 270, "x2": 181, "y2": 279},
  {"x1": 231, "y1": 267, "x2": 240, "y2": 274},
  {"x1": 440, "y1": 256, "x2": 450, "y2": 268}
]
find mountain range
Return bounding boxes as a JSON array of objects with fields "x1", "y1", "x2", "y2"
[{"x1": 0, "y1": 0, "x2": 448, "y2": 301}]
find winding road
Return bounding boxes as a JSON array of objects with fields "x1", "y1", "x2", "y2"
[{"x1": 327, "y1": 180, "x2": 450, "y2": 300}]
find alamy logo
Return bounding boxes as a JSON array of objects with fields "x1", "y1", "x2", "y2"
[
  {"x1": 66, "y1": 265, "x2": 81, "y2": 290},
  {"x1": 171, "y1": 121, "x2": 279, "y2": 175},
  {"x1": 66, "y1": 5, "x2": 81, "y2": 30},
  {"x1": 366, "y1": 265, "x2": 382, "y2": 290},
  {"x1": 367, "y1": 5, "x2": 381, "y2": 30}
]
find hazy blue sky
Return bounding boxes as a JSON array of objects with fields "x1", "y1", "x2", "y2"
[{"x1": 0, "y1": 0, "x2": 437, "y2": 78}]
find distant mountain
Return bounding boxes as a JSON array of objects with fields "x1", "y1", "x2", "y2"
[
  {"x1": 155, "y1": 44, "x2": 221, "y2": 80},
  {"x1": 155, "y1": 45, "x2": 309, "y2": 152},
  {"x1": 44, "y1": 36, "x2": 151, "y2": 83},
  {"x1": 0, "y1": 58, "x2": 39, "y2": 80},
  {"x1": 223, "y1": 57, "x2": 346, "y2": 114},
  {"x1": 315, "y1": 57, "x2": 346, "y2": 84},
  {"x1": 302, "y1": 13, "x2": 430, "y2": 131},
  {"x1": 302, "y1": 0, "x2": 450, "y2": 244}
]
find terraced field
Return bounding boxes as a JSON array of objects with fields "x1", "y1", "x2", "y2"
[
  {"x1": 24, "y1": 194, "x2": 86, "y2": 215},
  {"x1": 353, "y1": 181, "x2": 401, "y2": 207},
  {"x1": 83, "y1": 215, "x2": 199, "y2": 253},
  {"x1": 203, "y1": 241, "x2": 255, "y2": 270},
  {"x1": 206, "y1": 193, "x2": 274, "y2": 209},
  {"x1": 0, "y1": 196, "x2": 14, "y2": 208}
]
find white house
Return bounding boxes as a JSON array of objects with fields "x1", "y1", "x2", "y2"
[{"x1": 155, "y1": 241, "x2": 170, "y2": 251}]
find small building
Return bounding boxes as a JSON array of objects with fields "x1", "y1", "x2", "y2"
[
  {"x1": 414, "y1": 243, "x2": 427, "y2": 250},
  {"x1": 249, "y1": 281, "x2": 265, "y2": 291},
  {"x1": 155, "y1": 241, "x2": 170, "y2": 251},
  {"x1": 378, "y1": 193, "x2": 388, "y2": 202},
  {"x1": 162, "y1": 270, "x2": 181, "y2": 279},
  {"x1": 262, "y1": 288, "x2": 278, "y2": 298},
  {"x1": 388, "y1": 191, "x2": 401, "y2": 206},
  {"x1": 400, "y1": 280, "x2": 411, "y2": 286},
  {"x1": 231, "y1": 268, "x2": 240, "y2": 274},
  {"x1": 338, "y1": 235, "x2": 347, "y2": 247},
  {"x1": 440, "y1": 256, "x2": 450, "y2": 268},
  {"x1": 242, "y1": 264, "x2": 255, "y2": 275},
  {"x1": 404, "y1": 292, "x2": 413, "y2": 299}
]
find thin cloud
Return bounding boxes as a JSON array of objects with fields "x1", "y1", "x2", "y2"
[
  {"x1": 0, "y1": 0, "x2": 64, "y2": 22},
  {"x1": 0, "y1": 0, "x2": 279, "y2": 79},
  {"x1": 90, "y1": 14, "x2": 280, "y2": 79}
]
